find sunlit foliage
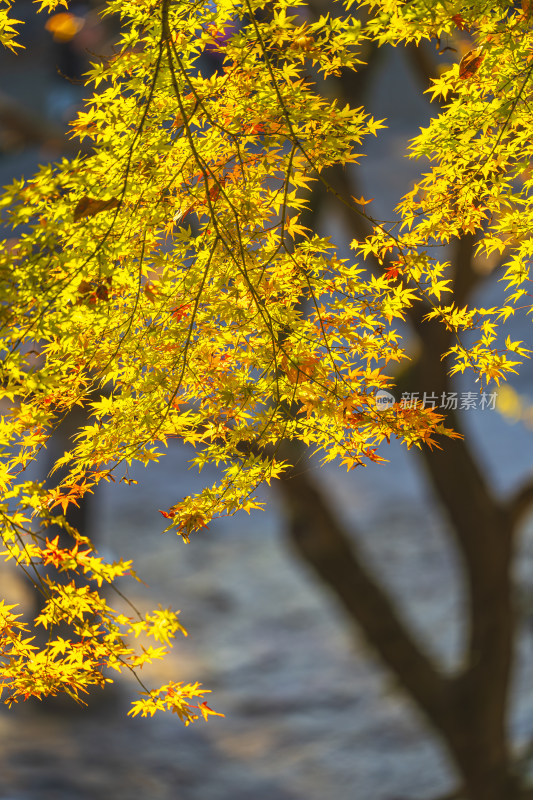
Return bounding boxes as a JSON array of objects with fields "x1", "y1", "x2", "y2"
[{"x1": 0, "y1": 0, "x2": 531, "y2": 718}]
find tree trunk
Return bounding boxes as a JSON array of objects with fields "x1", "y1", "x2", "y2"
[{"x1": 276, "y1": 444, "x2": 521, "y2": 800}]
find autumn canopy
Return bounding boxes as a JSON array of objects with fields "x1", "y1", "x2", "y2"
[{"x1": 0, "y1": 0, "x2": 531, "y2": 717}]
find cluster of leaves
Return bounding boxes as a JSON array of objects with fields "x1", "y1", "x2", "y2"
[
  {"x1": 0, "y1": 1, "x2": 22, "y2": 53},
  {"x1": 0, "y1": 506, "x2": 214, "y2": 720},
  {"x1": 359, "y1": 0, "x2": 533, "y2": 382},
  {"x1": 0, "y1": 0, "x2": 532, "y2": 715}
]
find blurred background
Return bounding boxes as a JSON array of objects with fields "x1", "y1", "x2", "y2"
[{"x1": 1, "y1": 2, "x2": 533, "y2": 799}]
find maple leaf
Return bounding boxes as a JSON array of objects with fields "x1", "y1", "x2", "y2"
[
  {"x1": 451, "y1": 14, "x2": 467, "y2": 30},
  {"x1": 77, "y1": 277, "x2": 111, "y2": 304},
  {"x1": 352, "y1": 195, "x2": 374, "y2": 206},
  {"x1": 171, "y1": 304, "x2": 191, "y2": 321},
  {"x1": 197, "y1": 701, "x2": 225, "y2": 720},
  {"x1": 459, "y1": 48, "x2": 484, "y2": 80},
  {"x1": 384, "y1": 263, "x2": 402, "y2": 281}
]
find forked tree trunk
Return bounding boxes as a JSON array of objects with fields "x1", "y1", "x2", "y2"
[
  {"x1": 274, "y1": 27, "x2": 531, "y2": 784},
  {"x1": 276, "y1": 447, "x2": 522, "y2": 800},
  {"x1": 274, "y1": 286, "x2": 525, "y2": 799}
]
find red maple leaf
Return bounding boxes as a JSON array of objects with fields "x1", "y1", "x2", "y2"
[{"x1": 384, "y1": 264, "x2": 402, "y2": 281}]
